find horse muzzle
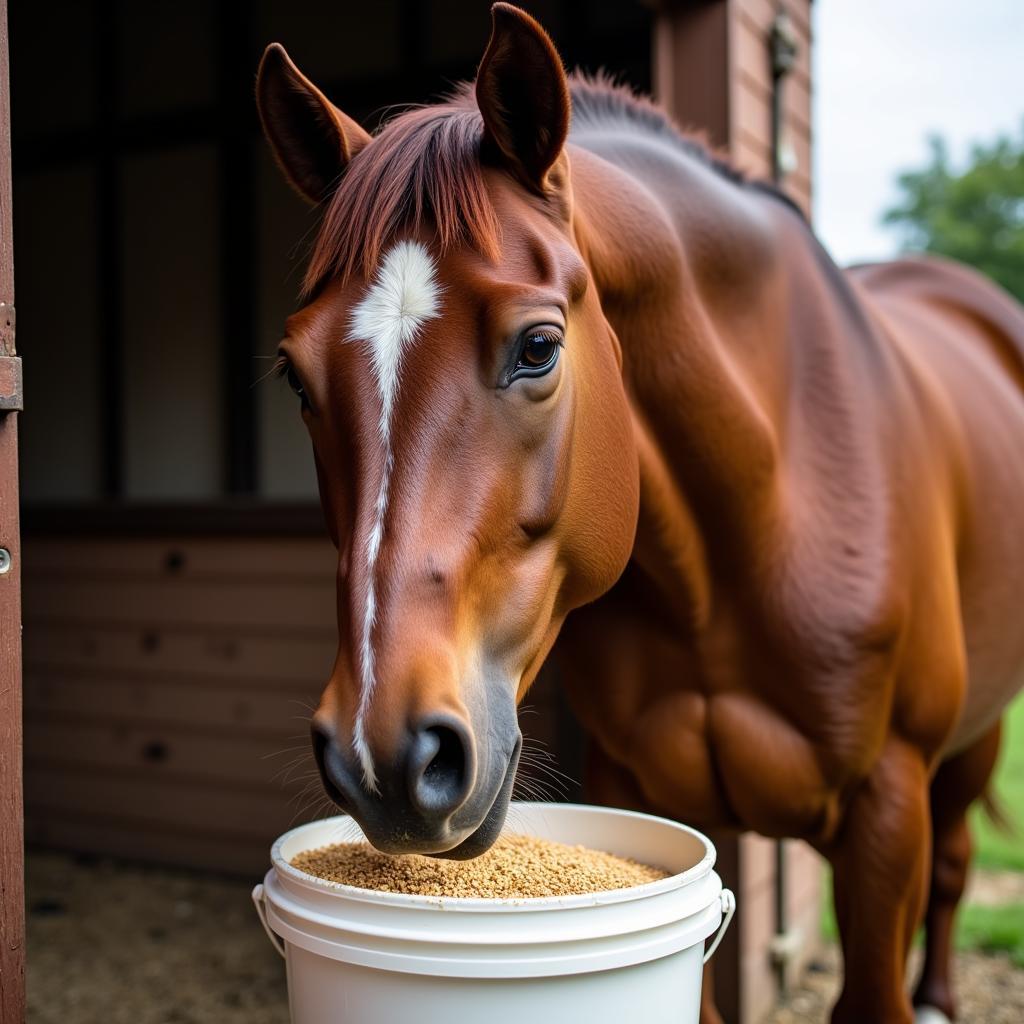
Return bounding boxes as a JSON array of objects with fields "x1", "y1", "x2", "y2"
[{"x1": 311, "y1": 711, "x2": 522, "y2": 858}]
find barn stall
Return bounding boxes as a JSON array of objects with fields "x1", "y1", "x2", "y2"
[{"x1": 12, "y1": 2, "x2": 815, "y2": 1020}]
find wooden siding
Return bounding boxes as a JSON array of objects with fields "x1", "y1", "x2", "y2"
[
  {"x1": 735, "y1": 833, "x2": 824, "y2": 1022},
  {"x1": 729, "y1": 0, "x2": 813, "y2": 213},
  {"x1": 22, "y1": 535, "x2": 339, "y2": 875}
]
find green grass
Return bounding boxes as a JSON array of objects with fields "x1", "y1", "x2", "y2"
[
  {"x1": 970, "y1": 693, "x2": 1024, "y2": 871},
  {"x1": 820, "y1": 885, "x2": 1024, "y2": 964},
  {"x1": 955, "y1": 903, "x2": 1024, "y2": 966},
  {"x1": 820, "y1": 693, "x2": 1024, "y2": 955}
]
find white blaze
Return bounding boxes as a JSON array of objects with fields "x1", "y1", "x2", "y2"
[{"x1": 347, "y1": 240, "x2": 441, "y2": 791}]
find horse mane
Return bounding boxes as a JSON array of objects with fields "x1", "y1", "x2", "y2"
[
  {"x1": 567, "y1": 72, "x2": 749, "y2": 186},
  {"x1": 303, "y1": 73, "x2": 798, "y2": 296}
]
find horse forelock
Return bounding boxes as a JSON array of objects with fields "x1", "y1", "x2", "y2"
[{"x1": 304, "y1": 86, "x2": 500, "y2": 297}]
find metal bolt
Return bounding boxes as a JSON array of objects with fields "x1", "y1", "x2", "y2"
[{"x1": 0, "y1": 548, "x2": 10, "y2": 574}]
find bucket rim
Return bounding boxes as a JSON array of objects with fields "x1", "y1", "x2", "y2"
[{"x1": 269, "y1": 801, "x2": 717, "y2": 912}]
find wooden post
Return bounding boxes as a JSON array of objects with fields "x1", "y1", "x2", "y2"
[
  {"x1": 652, "y1": 0, "x2": 730, "y2": 150},
  {"x1": 0, "y1": 0, "x2": 24, "y2": 1019}
]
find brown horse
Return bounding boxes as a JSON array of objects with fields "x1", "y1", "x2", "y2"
[{"x1": 255, "y1": 6, "x2": 1024, "y2": 1022}]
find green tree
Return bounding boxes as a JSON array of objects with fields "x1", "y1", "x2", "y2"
[{"x1": 884, "y1": 126, "x2": 1024, "y2": 302}]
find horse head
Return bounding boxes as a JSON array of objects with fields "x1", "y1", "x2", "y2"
[{"x1": 257, "y1": 4, "x2": 638, "y2": 856}]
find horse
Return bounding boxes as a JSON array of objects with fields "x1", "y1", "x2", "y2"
[{"x1": 255, "y1": 6, "x2": 1024, "y2": 1022}]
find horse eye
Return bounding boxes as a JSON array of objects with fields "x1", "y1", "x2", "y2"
[
  {"x1": 510, "y1": 329, "x2": 562, "y2": 383},
  {"x1": 286, "y1": 365, "x2": 306, "y2": 400}
]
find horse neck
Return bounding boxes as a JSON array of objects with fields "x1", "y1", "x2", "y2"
[{"x1": 569, "y1": 140, "x2": 817, "y2": 616}]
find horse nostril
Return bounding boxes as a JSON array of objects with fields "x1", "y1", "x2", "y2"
[{"x1": 408, "y1": 720, "x2": 472, "y2": 816}]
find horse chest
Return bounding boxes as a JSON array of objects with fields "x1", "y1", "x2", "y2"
[{"x1": 558, "y1": 584, "x2": 882, "y2": 843}]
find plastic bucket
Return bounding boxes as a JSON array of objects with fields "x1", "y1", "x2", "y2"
[{"x1": 253, "y1": 802, "x2": 735, "y2": 1024}]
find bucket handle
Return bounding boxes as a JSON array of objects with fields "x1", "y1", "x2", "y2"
[
  {"x1": 703, "y1": 888, "x2": 736, "y2": 964},
  {"x1": 252, "y1": 883, "x2": 287, "y2": 959}
]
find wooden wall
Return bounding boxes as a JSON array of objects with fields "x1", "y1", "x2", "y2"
[
  {"x1": 22, "y1": 535, "x2": 338, "y2": 875},
  {"x1": 654, "y1": 0, "x2": 812, "y2": 216},
  {"x1": 729, "y1": 0, "x2": 813, "y2": 213}
]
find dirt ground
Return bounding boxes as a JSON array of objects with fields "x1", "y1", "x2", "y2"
[
  {"x1": 26, "y1": 849, "x2": 1024, "y2": 1024},
  {"x1": 765, "y1": 945, "x2": 1024, "y2": 1024}
]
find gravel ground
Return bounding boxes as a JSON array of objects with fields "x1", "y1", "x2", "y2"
[
  {"x1": 27, "y1": 849, "x2": 1024, "y2": 1024},
  {"x1": 766, "y1": 945, "x2": 1024, "y2": 1024},
  {"x1": 27, "y1": 851, "x2": 289, "y2": 1024}
]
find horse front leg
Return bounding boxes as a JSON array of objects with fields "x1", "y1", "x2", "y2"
[{"x1": 827, "y1": 737, "x2": 931, "y2": 1024}]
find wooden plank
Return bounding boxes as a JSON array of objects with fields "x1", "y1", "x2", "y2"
[
  {"x1": 23, "y1": 536, "x2": 336, "y2": 579},
  {"x1": 24, "y1": 765, "x2": 308, "y2": 840},
  {"x1": 24, "y1": 672, "x2": 322, "y2": 739},
  {"x1": 26, "y1": 814, "x2": 273, "y2": 876},
  {"x1": 24, "y1": 717, "x2": 317, "y2": 790},
  {"x1": 733, "y1": 11, "x2": 771, "y2": 99},
  {"x1": 736, "y1": 0, "x2": 811, "y2": 41},
  {"x1": 23, "y1": 621, "x2": 336, "y2": 682},
  {"x1": 22, "y1": 577, "x2": 337, "y2": 630},
  {"x1": 734, "y1": 0, "x2": 778, "y2": 35},
  {"x1": 732, "y1": 79, "x2": 772, "y2": 156},
  {"x1": 653, "y1": 2, "x2": 730, "y2": 149},
  {"x1": 737, "y1": 66, "x2": 772, "y2": 107},
  {"x1": 23, "y1": 502, "x2": 328, "y2": 537},
  {"x1": 734, "y1": 135, "x2": 773, "y2": 181},
  {"x1": 0, "y1": 0, "x2": 24, "y2": 1018}
]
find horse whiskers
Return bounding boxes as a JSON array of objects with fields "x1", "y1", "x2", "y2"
[
  {"x1": 289, "y1": 784, "x2": 339, "y2": 827},
  {"x1": 520, "y1": 757, "x2": 577, "y2": 789},
  {"x1": 290, "y1": 772, "x2": 324, "y2": 797},
  {"x1": 517, "y1": 741, "x2": 579, "y2": 788},
  {"x1": 512, "y1": 776, "x2": 560, "y2": 803},
  {"x1": 261, "y1": 743, "x2": 311, "y2": 761},
  {"x1": 517, "y1": 747, "x2": 577, "y2": 779},
  {"x1": 272, "y1": 761, "x2": 318, "y2": 786},
  {"x1": 512, "y1": 745, "x2": 572, "y2": 803}
]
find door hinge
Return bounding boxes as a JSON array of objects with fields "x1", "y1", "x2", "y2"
[{"x1": 0, "y1": 355, "x2": 22, "y2": 412}]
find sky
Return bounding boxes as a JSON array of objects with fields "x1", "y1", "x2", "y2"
[{"x1": 812, "y1": 0, "x2": 1024, "y2": 266}]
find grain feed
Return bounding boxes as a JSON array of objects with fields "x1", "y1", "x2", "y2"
[{"x1": 290, "y1": 832, "x2": 669, "y2": 898}]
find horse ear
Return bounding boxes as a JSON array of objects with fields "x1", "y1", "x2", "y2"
[
  {"x1": 475, "y1": 3, "x2": 571, "y2": 194},
  {"x1": 256, "y1": 43, "x2": 372, "y2": 205}
]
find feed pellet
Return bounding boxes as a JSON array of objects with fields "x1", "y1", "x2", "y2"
[{"x1": 291, "y1": 832, "x2": 669, "y2": 898}]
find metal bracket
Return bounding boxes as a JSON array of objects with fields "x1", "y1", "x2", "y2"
[{"x1": 0, "y1": 354, "x2": 22, "y2": 412}]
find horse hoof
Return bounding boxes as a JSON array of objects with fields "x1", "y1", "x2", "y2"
[{"x1": 914, "y1": 1007, "x2": 952, "y2": 1024}]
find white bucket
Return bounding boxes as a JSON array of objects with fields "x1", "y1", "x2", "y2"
[{"x1": 253, "y1": 802, "x2": 735, "y2": 1024}]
